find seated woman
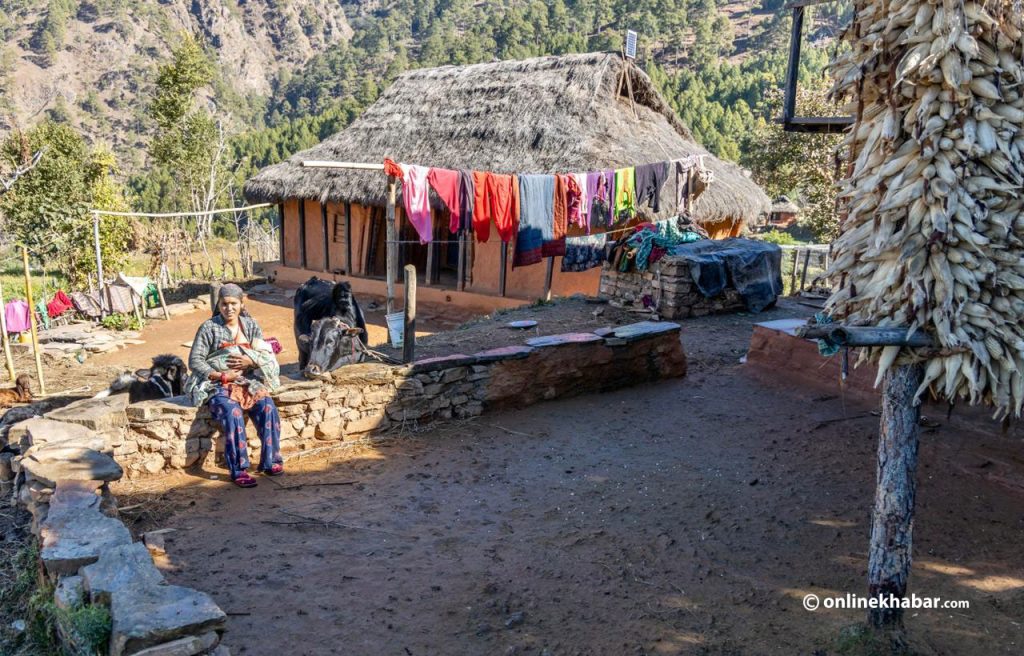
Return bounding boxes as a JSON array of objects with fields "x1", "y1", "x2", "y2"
[{"x1": 185, "y1": 284, "x2": 283, "y2": 488}]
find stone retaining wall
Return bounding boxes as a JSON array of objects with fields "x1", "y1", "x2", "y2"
[
  {"x1": 600, "y1": 260, "x2": 745, "y2": 319},
  {"x1": 4, "y1": 320, "x2": 685, "y2": 481}
]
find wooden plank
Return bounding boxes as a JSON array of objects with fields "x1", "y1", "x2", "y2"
[
  {"x1": 345, "y1": 202, "x2": 352, "y2": 276},
  {"x1": 403, "y1": 264, "x2": 417, "y2": 364},
  {"x1": 543, "y1": 257, "x2": 554, "y2": 301},
  {"x1": 782, "y1": 6, "x2": 804, "y2": 125},
  {"x1": 321, "y1": 202, "x2": 330, "y2": 272},
  {"x1": 277, "y1": 203, "x2": 284, "y2": 263},
  {"x1": 499, "y1": 241, "x2": 508, "y2": 297},
  {"x1": 298, "y1": 200, "x2": 307, "y2": 269},
  {"x1": 386, "y1": 178, "x2": 398, "y2": 315}
]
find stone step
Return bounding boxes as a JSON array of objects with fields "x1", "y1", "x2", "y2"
[
  {"x1": 40, "y1": 481, "x2": 132, "y2": 576},
  {"x1": 82, "y1": 542, "x2": 166, "y2": 606},
  {"x1": 46, "y1": 395, "x2": 129, "y2": 432},
  {"x1": 109, "y1": 584, "x2": 226, "y2": 656},
  {"x1": 20, "y1": 447, "x2": 123, "y2": 487},
  {"x1": 14, "y1": 417, "x2": 106, "y2": 454}
]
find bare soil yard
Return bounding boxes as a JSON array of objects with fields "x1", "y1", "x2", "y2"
[{"x1": 111, "y1": 300, "x2": 1024, "y2": 656}]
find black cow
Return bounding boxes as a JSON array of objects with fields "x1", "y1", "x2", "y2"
[
  {"x1": 294, "y1": 277, "x2": 368, "y2": 376},
  {"x1": 96, "y1": 354, "x2": 188, "y2": 403}
]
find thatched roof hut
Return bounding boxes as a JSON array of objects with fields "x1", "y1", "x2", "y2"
[{"x1": 245, "y1": 52, "x2": 770, "y2": 228}]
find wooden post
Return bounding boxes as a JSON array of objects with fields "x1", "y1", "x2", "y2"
[
  {"x1": 403, "y1": 264, "x2": 416, "y2": 364},
  {"x1": 425, "y1": 238, "x2": 435, "y2": 286},
  {"x1": 457, "y1": 230, "x2": 467, "y2": 292},
  {"x1": 156, "y1": 278, "x2": 170, "y2": 320},
  {"x1": 499, "y1": 242, "x2": 508, "y2": 297},
  {"x1": 868, "y1": 362, "x2": 924, "y2": 632},
  {"x1": 789, "y1": 249, "x2": 799, "y2": 295},
  {"x1": 799, "y1": 248, "x2": 811, "y2": 292},
  {"x1": 321, "y1": 202, "x2": 330, "y2": 272},
  {"x1": 0, "y1": 280, "x2": 16, "y2": 382},
  {"x1": 277, "y1": 203, "x2": 285, "y2": 263},
  {"x1": 21, "y1": 246, "x2": 45, "y2": 396},
  {"x1": 93, "y1": 211, "x2": 107, "y2": 316},
  {"x1": 386, "y1": 177, "x2": 398, "y2": 315},
  {"x1": 543, "y1": 257, "x2": 554, "y2": 301},
  {"x1": 345, "y1": 202, "x2": 353, "y2": 276}
]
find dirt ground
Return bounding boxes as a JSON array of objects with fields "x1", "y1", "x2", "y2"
[
  {"x1": 1, "y1": 290, "x2": 481, "y2": 396},
  {"x1": 108, "y1": 300, "x2": 1024, "y2": 656}
]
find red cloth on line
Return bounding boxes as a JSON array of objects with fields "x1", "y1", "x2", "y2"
[
  {"x1": 487, "y1": 173, "x2": 519, "y2": 243},
  {"x1": 427, "y1": 168, "x2": 463, "y2": 234},
  {"x1": 553, "y1": 174, "x2": 569, "y2": 240},
  {"x1": 383, "y1": 158, "x2": 404, "y2": 179},
  {"x1": 472, "y1": 171, "x2": 491, "y2": 242},
  {"x1": 46, "y1": 290, "x2": 74, "y2": 318}
]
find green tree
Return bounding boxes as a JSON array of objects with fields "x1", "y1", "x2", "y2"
[{"x1": 0, "y1": 123, "x2": 131, "y2": 284}]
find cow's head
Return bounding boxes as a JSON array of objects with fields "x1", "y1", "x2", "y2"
[{"x1": 300, "y1": 316, "x2": 365, "y2": 378}]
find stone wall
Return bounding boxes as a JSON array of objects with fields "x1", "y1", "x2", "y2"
[
  {"x1": 2, "y1": 420, "x2": 229, "y2": 656},
  {"x1": 3, "y1": 320, "x2": 686, "y2": 481},
  {"x1": 599, "y1": 260, "x2": 745, "y2": 319}
]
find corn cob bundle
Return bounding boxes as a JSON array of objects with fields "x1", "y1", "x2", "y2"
[{"x1": 827, "y1": 1, "x2": 1024, "y2": 417}]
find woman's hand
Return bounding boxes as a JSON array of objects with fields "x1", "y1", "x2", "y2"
[
  {"x1": 227, "y1": 354, "x2": 255, "y2": 371},
  {"x1": 209, "y1": 370, "x2": 242, "y2": 383}
]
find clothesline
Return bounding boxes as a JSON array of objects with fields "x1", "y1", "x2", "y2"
[{"x1": 88, "y1": 203, "x2": 273, "y2": 218}]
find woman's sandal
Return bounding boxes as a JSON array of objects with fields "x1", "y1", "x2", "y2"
[
  {"x1": 233, "y1": 472, "x2": 258, "y2": 488},
  {"x1": 262, "y1": 464, "x2": 284, "y2": 477}
]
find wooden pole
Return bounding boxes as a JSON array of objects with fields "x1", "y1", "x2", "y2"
[
  {"x1": 425, "y1": 238, "x2": 435, "y2": 286},
  {"x1": 799, "y1": 248, "x2": 811, "y2": 292},
  {"x1": 386, "y1": 177, "x2": 398, "y2": 315},
  {"x1": 457, "y1": 230, "x2": 466, "y2": 292},
  {"x1": 543, "y1": 257, "x2": 554, "y2": 302},
  {"x1": 0, "y1": 280, "x2": 16, "y2": 382},
  {"x1": 321, "y1": 202, "x2": 330, "y2": 272},
  {"x1": 789, "y1": 249, "x2": 799, "y2": 295},
  {"x1": 867, "y1": 362, "x2": 923, "y2": 632},
  {"x1": 21, "y1": 246, "x2": 45, "y2": 396},
  {"x1": 499, "y1": 242, "x2": 508, "y2": 297},
  {"x1": 93, "y1": 211, "x2": 107, "y2": 316},
  {"x1": 403, "y1": 264, "x2": 416, "y2": 364},
  {"x1": 156, "y1": 278, "x2": 170, "y2": 320},
  {"x1": 345, "y1": 202, "x2": 353, "y2": 276}
]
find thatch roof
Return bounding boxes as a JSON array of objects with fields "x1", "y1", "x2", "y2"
[
  {"x1": 771, "y1": 196, "x2": 801, "y2": 214},
  {"x1": 245, "y1": 52, "x2": 771, "y2": 225}
]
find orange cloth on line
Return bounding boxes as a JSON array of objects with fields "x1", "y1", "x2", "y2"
[
  {"x1": 472, "y1": 171, "x2": 491, "y2": 242},
  {"x1": 486, "y1": 173, "x2": 520, "y2": 243},
  {"x1": 553, "y1": 174, "x2": 568, "y2": 240},
  {"x1": 383, "y1": 158, "x2": 404, "y2": 179}
]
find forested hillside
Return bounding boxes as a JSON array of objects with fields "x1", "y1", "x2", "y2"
[{"x1": 0, "y1": 0, "x2": 847, "y2": 216}]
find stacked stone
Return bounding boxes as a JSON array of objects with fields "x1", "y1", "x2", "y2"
[
  {"x1": 599, "y1": 259, "x2": 745, "y2": 319},
  {"x1": 5, "y1": 418, "x2": 229, "y2": 656},
  {"x1": 35, "y1": 324, "x2": 147, "y2": 360}
]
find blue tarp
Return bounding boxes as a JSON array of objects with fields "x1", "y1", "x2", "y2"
[{"x1": 668, "y1": 238, "x2": 783, "y2": 313}]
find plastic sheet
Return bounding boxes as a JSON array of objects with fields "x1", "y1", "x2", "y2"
[{"x1": 668, "y1": 238, "x2": 783, "y2": 313}]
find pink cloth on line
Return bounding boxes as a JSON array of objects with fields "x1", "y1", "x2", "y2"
[
  {"x1": 400, "y1": 163, "x2": 433, "y2": 244},
  {"x1": 427, "y1": 168, "x2": 463, "y2": 234},
  {"x1": 4, "y1": 300, "x2": 31, "y2": 333}
]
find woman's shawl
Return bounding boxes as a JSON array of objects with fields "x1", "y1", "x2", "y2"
[{"x1": 185, "y1": 338, "x2": 281, "y2": 407}]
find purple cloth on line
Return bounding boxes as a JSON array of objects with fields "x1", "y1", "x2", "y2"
[{"x1": 4, "y1": 300, "x2": 31, "y2": 333}]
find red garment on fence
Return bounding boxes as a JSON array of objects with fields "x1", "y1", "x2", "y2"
[
  {"x1": 427, "y1": 168, "x2": 462, "y2": 234},
  {"x1": 46, "y1": 290, "x2": 74, "y2": 318}
]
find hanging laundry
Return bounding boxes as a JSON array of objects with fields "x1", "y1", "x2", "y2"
[
  {"x1": 561, "y1": 233, "x2": 608, "y2": 272},
  {"x1": 566, "y1": 174, "x2": 588, "y2": 231},
  {"x1": 515, "y1": 175, "x2": 561, "y2": 267},
  {"x1": 69, "y1": 292, "x2": 102, "y2": 319},
  {"x1": 104, "y1": 285, "x2": 136, "y2": 314},
  {"x1": 486, "y1": 173, "x2": 519, "y2": 243},
  {"x1": 4, "y1": 300, "x2": 30, "y2": 333},
  {"x1": 552, "y1": 175, "x2": 568, "y2": 241},
  {"x1": 472, "y1": 171, "x2": 491, "y2": 241},
  {"x1": 673, "y1": 155, "x2": 705, "y2": 215},
  {"x1": 383, "y1": 158, "x2": 404, "y2": 179},
  {"x1": 400, "y1": 164, "x2": 433, "y2": 244},
  {"x1": 46, "y1": 290, "x2": 74, "y2": 319},
  {"x1": 587, "y1": 170, "x2": 614, "y2": 230},
  {"x1": 427, "y1": 168, "x2": 462, "y2": 234},
  {"x1": 458, "y1": 170, "x2": 475, "y2": 233},
  {"x1": 613, "y1": 167, "x2": 637, "y2": 223},
  {"x1": 635, "y1": 161, "x2": 669, "y2": 213}
]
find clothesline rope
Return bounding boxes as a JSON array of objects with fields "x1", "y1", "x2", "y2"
[{"x1": 89, "y1": 203, "x2": 273, "y2": 218}]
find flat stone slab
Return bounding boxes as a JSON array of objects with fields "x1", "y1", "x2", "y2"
[
  {"x1": 21, "y1": 447, "x2": 123, "y2": 487},
  {"x1": 329, "y1": 363, "x2": 395, "y2": 386},
  {"x1": 39, "y1": 325, "x2": 96, "y2": 343},
  {"x1": 525, "y1": 332, "x2": 604, "y2": 348},
  {"x1": 16, "y1": 417, "x2": 105, "y2": 453},
  {"x1": 46, "y1": 395, "x2": 129, "y2": 432},
  {"x1": 40, "y1": 484, "x2": 132, "y2": 576},
  {"x1": 274, "y1": 387, "x2": 323, "y2": 404},
  {"x1": 409, "y1": 354, "x2": 478, "y2": 373},
  {"x1": 126, "y1": 397, "x2": 197, "y2": 422},
  {"x1": 130, "y1": 632, "x2": 219, "y2": 656},
  {"x1": 610, "y1": 321, "x2": 682, "y2": 342},
  {"x1": 82, "y1": 542, "x2": 166, "y2": 606},
  {"x1": 472, "y1": 345, "x2": 535, "y2": 363},
  {"x1": 110, "y1": 584, "x2": 226, "y2": 656},
  {"x1": 147, "y1": 303, "x2": 195, "y2": 320},
  {"x1": 54, "y1": 575, "x2": 84, "y2": 611}
]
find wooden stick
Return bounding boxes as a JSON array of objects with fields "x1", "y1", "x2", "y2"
[
  {"x1": 93, "y1": 212, "x2": 107, "y2": 316},
  {"x1": 156, "y1": 278, "x2": 170, "y2": 320},
  {"x1": 499, "y1": 242, "x2": 508, "y2": 297},
  {"x1": 788, "y1": 249, "x2": 799, "y2": 295},
  {"x1": 403, "y1": 264, "x2": 416, "y2": 364},
  {"x1": 21, "y1": 246, "x2": 45, "y2": 396},
  {"x1": 386, "y1": 177, "x2": 398, "y2": 315},
  {"x1": 799, "y1": 248, "x2": 811, "y2": 292},
  {"x1": 273, "y1": 480, "x2": 358, "y2": 491},
  {"x1": 543, "y1": 257, "x2": 554, "y2": 302},
  {"x1": 0, "y1": 279, "x2": 16, "y2": 381},
  {"x1": 425, "y1": 238, "x2": 435, "y2": 286}
]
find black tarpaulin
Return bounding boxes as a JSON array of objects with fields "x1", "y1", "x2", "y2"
[{"x1": 668, "y1": 238, "x2": 783, "y2": 313}]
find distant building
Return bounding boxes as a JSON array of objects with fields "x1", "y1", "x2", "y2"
[
  {"x1": 245, "y1": 53, "x2": 771, "y2": 307},
  {"x1": 768, "y1": 197, "x2": 801, "y2": 229}
]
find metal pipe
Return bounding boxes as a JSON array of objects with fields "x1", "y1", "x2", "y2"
[{"x1": 797, "y1": 325, "x2": 933, "y2": 348}]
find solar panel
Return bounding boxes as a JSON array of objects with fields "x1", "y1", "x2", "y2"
[{"x1": 625, "y1": 30, "x2": 638, "y2": 59}]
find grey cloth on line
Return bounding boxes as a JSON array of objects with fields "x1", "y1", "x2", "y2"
[
  {"x1": 635, "y1": 161, "x2": 669, "y2": 213},
  {"x1": 517, "y1": 174, "x2": 556, "y2": 240}
]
